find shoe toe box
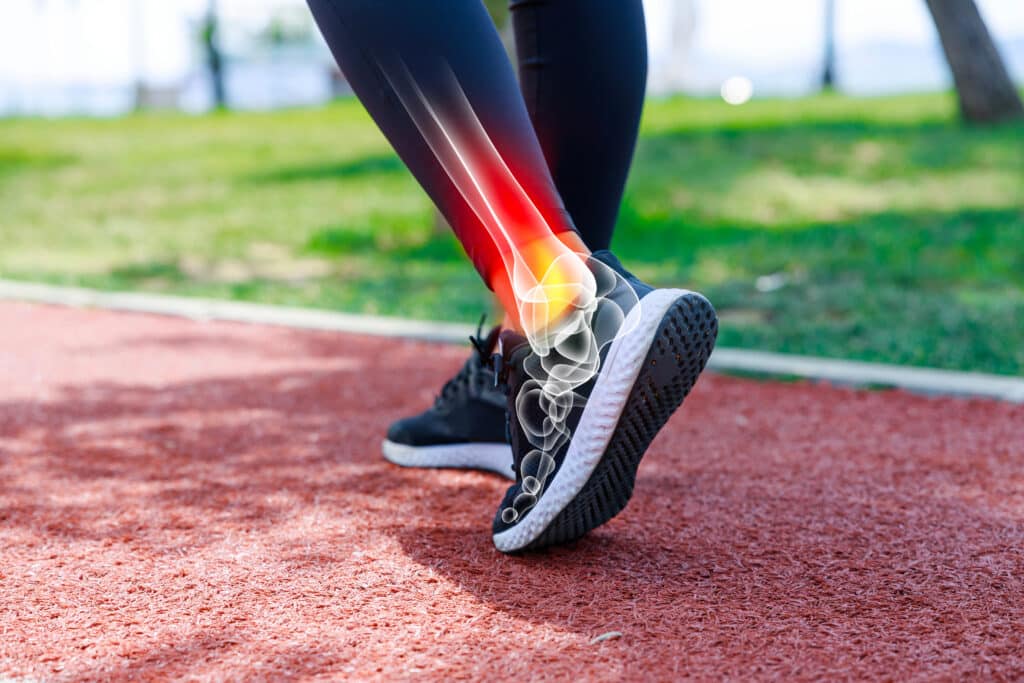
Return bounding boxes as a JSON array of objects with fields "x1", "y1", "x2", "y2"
[
  {"x1": 386, "y1": 412, "x2": 449, "y2": 447},
  {"x1": 491, "y1": 483, "x2": 523, "y2": 535}
]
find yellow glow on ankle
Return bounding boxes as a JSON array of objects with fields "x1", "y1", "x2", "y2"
[{"x1": 496, "y1": 233, "x2": 594, "y2": 342}]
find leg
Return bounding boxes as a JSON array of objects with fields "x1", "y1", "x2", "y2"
[
  {"x1": 511, "y1": 0, "x2": 648, "y2": 251},
  {"x1": 489, "y1": 2, "x2": 718, "y2": 551},
  {"x1": 306, "y1": 0, "x2": 593, "y2": 340},
  {"x1": 306, "y1": 1, "x2": 717, "y2": 551}
]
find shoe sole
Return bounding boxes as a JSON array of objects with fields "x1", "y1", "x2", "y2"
[
  {"x1": 381, "y1": 440, "x2": 515, "y2": 479},
  {"x1": 492, "y1": 289, "x2": 718, "y2": 552}
]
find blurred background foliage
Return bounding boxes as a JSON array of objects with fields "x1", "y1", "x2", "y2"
[
  {"x1": 2, "y1": 92, "x2": 1021, "y2": 373},
  {"x1": 1, "y1": 0, "x2": 1022, "y2": 374}
]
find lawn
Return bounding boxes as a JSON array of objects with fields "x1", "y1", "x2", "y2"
[{"x1": 1, "y1": 93, "x2": 1022, "y2": 374}]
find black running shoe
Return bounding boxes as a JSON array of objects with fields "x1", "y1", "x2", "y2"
[
  {"x1": 382, "y1": 322, "x2": 513, "y2": 478},
  {"x1": 490, "y1": 250, "x2": 718, "y2": 552}
]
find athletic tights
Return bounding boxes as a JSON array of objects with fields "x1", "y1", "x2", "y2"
[{"x1": 305, "y1": 0, "x2": 647, "y2": 326}]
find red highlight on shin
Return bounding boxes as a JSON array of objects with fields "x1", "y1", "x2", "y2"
[{"x1": 385, "y1": 62, "x2": 592, "y2": 337}]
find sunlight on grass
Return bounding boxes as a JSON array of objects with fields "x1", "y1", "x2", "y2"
[{"x1": 1, "y1": 93, "x2": 1022, "y2": 373}]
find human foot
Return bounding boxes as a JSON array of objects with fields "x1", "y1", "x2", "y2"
[{"x1": 490, "y1": 251, "x2": 718, "y2": 551}]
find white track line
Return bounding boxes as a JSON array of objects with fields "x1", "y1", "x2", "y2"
[
  {"x1": 708, "y1": 348, "x2": 1024, "y2": 403},
  {"x1": 0, "y1": 279, "x2": 472, "y2": 342},
  {"x1": 2, "y1": 279, "x2": 1021, "y2": 403}
]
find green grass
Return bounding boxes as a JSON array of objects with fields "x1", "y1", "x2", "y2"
[{"x1": 2, "y1": 93, "x2": 1022, "y2": 374}]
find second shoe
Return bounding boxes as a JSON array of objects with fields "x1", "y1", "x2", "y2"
[{"x1": 382, "y1": 322, "x2": 514, "y2": 479}]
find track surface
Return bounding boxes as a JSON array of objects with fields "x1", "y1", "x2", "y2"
[{"x1": 2, "y1": 302, "x2": 1022, "y2": 681}]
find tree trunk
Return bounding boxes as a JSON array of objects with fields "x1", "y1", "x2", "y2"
[
  {"x1": 203, "y1": 0, "x2": 228, "y2": 110},
  {"x1": 925, "y1": 0, "x2": 1023, "y2": 123},
  {"x1": 821, "y1": 0, "x2": 836, "y2": 90}
]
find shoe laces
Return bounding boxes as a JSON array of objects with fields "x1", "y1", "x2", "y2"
[
  {"x1": 435, "y1": 314, "x2": 491, "y2": 409},
  {"x1": 489, "y1": 329, "x2": 533, "y2": 476}
]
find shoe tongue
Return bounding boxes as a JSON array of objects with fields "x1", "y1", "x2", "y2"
[
  {"x1": 497, "y1": 329, "x2": 533, "y2": 395},
  {"x1": 498, "y1": 329, "x2": 529, "y2": 358},
  {"x1": 481, "y1": 325, "x2": 502, "y2": 356}
]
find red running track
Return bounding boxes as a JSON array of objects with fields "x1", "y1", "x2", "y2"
[{"x1": 1, "y1": 301, "x2": 1022, "y2": 681}]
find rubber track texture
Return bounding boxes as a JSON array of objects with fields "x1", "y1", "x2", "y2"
[{"x1": 523, "y1": 292, "x2": 718, "y2": 550}]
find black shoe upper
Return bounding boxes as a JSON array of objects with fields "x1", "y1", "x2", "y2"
[
  {"x1": 589, "y1": 249, "x2": 653, "y2": 301},
  {"x1": 386, "y1": 323, "x2": 508, "y2": 447},
  {"x1": 491, "y1": 251, "x2": 650, "y2": 534}
]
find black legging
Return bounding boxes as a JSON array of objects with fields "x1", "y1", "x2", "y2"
[
  {"x1": 511, "y1": 0, "x2": 647, "y2": 252},
  {"x1": 306, "y1": 0, "x2": 646, "y2": 285}
]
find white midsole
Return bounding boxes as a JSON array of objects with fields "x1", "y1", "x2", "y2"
[
  {"x1": 492, "y1": 289, "x2": 694, "y2": 551},
  {"x1": 381, "y1": 439, "x2": 514, "y2": 479}
]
